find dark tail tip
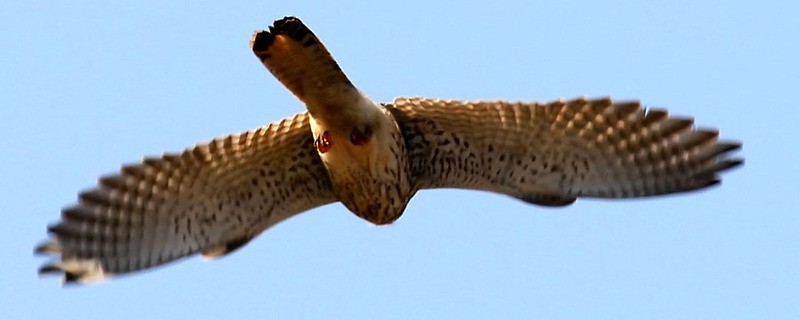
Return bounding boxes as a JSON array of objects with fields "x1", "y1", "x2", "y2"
[
  {"x1": 251, "y1": 17, "x2": 304, "y2": 53},
  {"x1": 251, "y1": 30, "x2": 275, "y2": 52},
  {"x1": 270, "y1": 16, "x2": 310, "y2": 41}
]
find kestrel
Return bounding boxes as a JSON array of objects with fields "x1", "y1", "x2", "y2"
[{"x1": 36, "y1": 17, "x2": 742, "y2": 284}]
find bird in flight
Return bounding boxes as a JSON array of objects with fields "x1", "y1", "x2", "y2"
[{"x1": 36, "y1": 16, "x2": 742, "y2": 284}]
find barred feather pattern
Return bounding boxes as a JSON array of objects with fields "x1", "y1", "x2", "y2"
[
  {"x1": 389, "y1": 97, "x2": 741, "y2": 206},
  {"x1": 36, "y1": 113, "x2": 335, "y2": 283}
]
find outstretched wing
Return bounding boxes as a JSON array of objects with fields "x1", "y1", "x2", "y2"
[
  {"x1": 387, "y1": 97, "x2": 742, "y2": 206},
  {"x1": 35, "y1": 113, "x2": 335, "y2": 284}
]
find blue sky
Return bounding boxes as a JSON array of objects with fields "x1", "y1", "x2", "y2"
[{"x1": 2, "y1": 0, "x2": 798, "y2": 319}]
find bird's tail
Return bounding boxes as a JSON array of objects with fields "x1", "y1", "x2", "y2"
[{"x1": 250, "y1": 17, "x2": 354, "y2": 108}]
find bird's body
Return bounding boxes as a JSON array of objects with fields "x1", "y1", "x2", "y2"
[
  {"x1": 36, "y1": 17, "x2": 742, "y2": 284},
  {"x1": 251, "y1": 18, "x2": 414, "y2": 224}
]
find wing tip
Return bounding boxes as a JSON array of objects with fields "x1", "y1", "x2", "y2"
[
  {"x1": 38, "y1": 259, "x2": 109, "y2": 285},
  {"x1": 683, "y1": 156, "x2": 742, "y2": 194},
  {"x1": 721, "y1": 158, "x2": 744, "y2": 171},
  {"x1": 34, "y1": 240, "x2": 61, "y2": 255},
  {"x1": 719, "y1": 140, "x2": 743, "y2": 154}
]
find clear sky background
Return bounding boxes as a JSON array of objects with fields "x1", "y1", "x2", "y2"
[{"x1": 2, "y1": 1, "x2": 798, "y2": 319}]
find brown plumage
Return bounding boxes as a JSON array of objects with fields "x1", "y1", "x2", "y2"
[
  {"x1": 36, "y1": 16, "x2": 742, "y2": 284},
  {"x1": 389, "y1": 97, "x2": 741, "y2": 204}
]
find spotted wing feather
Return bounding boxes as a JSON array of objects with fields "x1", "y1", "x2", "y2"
[
  {"x1": 35, "y1": 113, "x2": 335, "y2": 284},
  {"x1": 388, "y1": 97, "x2": 742, "y2": 205}
]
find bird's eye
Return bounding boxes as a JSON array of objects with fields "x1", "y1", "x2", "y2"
[
  {"x1": 316, "y1": 131, "x2": 332, "y2": 153},
  {"x1": 350, "y1": 127, "x2": 371, "y2": 146}
]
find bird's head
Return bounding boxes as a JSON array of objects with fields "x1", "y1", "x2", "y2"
[{"x1": 308, "y1": 101, "x2": 413, "y2": 225}]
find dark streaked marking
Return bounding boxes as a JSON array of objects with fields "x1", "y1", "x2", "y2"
[
  {"x1": 302, "y1": 37, "x2": 318, "y2": 47},
  {"x1": 350, "y1": 126, "x2": 372, "y2": 146}
]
